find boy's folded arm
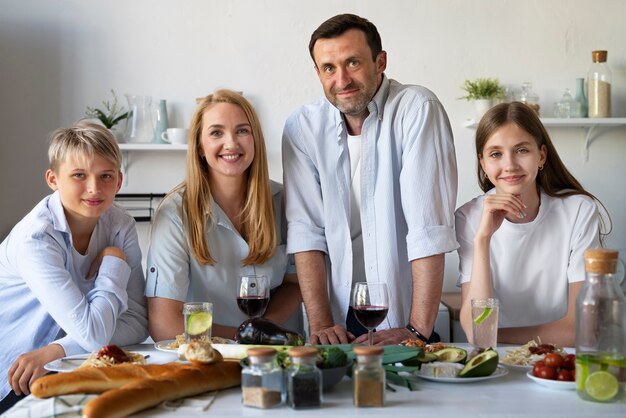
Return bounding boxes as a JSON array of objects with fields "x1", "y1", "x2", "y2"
[{"x1": 18, "y1": 236, "x2": 132, "y2": 351}]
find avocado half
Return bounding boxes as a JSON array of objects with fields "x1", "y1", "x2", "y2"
[{"x1": 459, "y1": 349, "x2": 499, "y2": 378}]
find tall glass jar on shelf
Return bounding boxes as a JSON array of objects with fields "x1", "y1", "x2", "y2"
[
  {"x1": 587, "y1": 50, "x2": 611, "y2": 118},
  {"x1": 575, "y1": 248, "x2": 625, "y2": 403}
]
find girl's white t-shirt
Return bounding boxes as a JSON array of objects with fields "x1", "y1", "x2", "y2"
[{"x1": 455, "y1": 190, "x2": 600, "y2": 328}]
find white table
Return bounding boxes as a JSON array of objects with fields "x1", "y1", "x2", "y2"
[{"x1": 5, "y1": 344, "x2": 625, "y2": 418}]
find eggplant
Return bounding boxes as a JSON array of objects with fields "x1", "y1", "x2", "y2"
[{"x1": 235, "y1": 317, "x2": 304, "y2": 346}]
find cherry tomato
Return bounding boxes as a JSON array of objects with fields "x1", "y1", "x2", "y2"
[
  {"x1": 562, "y1": 354, "x2": 576, "y2": 371},
  {"x1": 557, "y1": 369, "x2": 574, "y2": 381},
  {"x1": 544, "y1": 352, "x2": 564, "y2": 369},
  {"x1": 537, "y1": 366, "x2": 557, "y2": 380},
  {"x1": 532, "y1": 360, "x2": 546, "y2": 377}
]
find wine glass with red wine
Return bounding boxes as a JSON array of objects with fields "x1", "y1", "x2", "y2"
[
  {"x1": 351, "y1": 282, "x2": 389, "y2": 345},
  {"x1": 237, "y1": 275, "x2": 270, "y2": 318}
]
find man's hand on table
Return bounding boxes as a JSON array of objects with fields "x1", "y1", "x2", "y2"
[
  {"x1": 309, "y1": 325, "x2": 355, "y2": 345},
  {"x1": 353, "y1": 327, "x2": 415, "y2": 346}
]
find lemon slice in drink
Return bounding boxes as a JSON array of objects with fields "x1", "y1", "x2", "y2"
[
  {"x1": 187, "y1": 311, "x2": 212, "y2": 336},
  {"x1": 585, "y1": 371, "x2": 619, "y2": 401},
  {"x1": 473, "y1": 307, "x2": 493, "y2": 324}
]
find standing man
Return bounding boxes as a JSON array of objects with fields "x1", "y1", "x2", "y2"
[{"x1": 282, "y1": 14, "x2": 458, "y2": 345}]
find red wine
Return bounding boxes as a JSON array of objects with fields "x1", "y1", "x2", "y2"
[
  {"x1": 353, "y1": 305, "x2": 388, "y2": 329},
  {"x1": 237, "y1": 296, "x2": 269, "y2": 317}
]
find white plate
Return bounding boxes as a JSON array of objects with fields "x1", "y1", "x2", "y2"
[
  {"x1": 500, "y1": 362, "x2": 534, "y2": 372},
  {"x1": 154, "y1": 339, "x2": 236, "y2": 353},
  {"x1": 154, "y1": 339, "x2": 178, "y2": 352},
  {"x1": 415, "y1": 365, "x2": 508, "y2": 383},
  {"x1": 526, "y1": 371, "x2": 576, "y2": 390},
  {"x1": 44, "y1": 351, "x2": 153, "y2": 373}
]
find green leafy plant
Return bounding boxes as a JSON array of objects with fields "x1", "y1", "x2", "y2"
[
  {"x1": 459, "y1": 78, "x2": 506, "y2": 101},
  {"x1": 85, "y1": 89, "x2": 129, "y2": 129}
]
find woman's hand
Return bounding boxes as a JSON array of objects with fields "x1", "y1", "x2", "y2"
[
  {"x1": 8, "y1": 344, "x2": 65, "y2": 395},
  {"x1": 477, "y1": 193, "x2": 527, "y2": 239}
]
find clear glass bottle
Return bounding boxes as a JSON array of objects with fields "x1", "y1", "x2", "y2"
[
  {"x1": 554, "y1": 89, "x2": 581, "y2": 119},
  {"x1": 241, "y1": 347, "x2": 283, "y2": 409},
  {"x1": 353, "y1": 346, "x2": 385, "y2": 407},
  {"x1": 587, "y1": 50, "x2": 611, "y2": 118},
  {"x1": 516, "y1": 82, "x2": 540, "y2": 115},
  {"x1": 574, "y1": 77, "x2": 588, "y2": 118},
  {"x1": 576, "y1": 249, "x2": 626, "y2": 403},
  {"x1": 286, "y1": 347, "x2": 322, "y2": 409}
]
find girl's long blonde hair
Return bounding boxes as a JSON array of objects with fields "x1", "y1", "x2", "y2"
[{"x1": 176, "y1": 89, "x2": 276, "y2": 265}]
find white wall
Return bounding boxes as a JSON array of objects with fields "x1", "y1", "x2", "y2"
[{"x1": 1, "y1": 0, "x2": 625, "y2": 292}]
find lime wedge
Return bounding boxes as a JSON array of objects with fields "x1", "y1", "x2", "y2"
[
  {"x1": 576, "y1": 358, "x2": 589, "y2": 393},
  {"x1": 585, "y1": 370, "x2": 619, "y2": 401},
  {"x1": 473, "y1": 307, "x2": 493, "y2": 324},
  {"x1": 186, "y1": 311, "x2": 212, "y2": 336}
]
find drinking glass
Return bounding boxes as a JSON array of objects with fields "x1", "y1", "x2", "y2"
[
  {"x1": 183, "y1": 301, "x2": 212, "y2": 343},
  {"x1": 237, "y1": 275, "x2": 270, "y2": 318},
  {"x1": 351, "y1": 282, "x2": 389, "y2": 345},
  {"x1": 471, "y1": 298, "x2": 499, "y2": 348}
]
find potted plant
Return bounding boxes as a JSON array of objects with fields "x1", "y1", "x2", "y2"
[
  {"x1": 459, "y1": 78, "x2": 506, "y2": 121},
  {"x1": 85, "y1": 89, "x2": 129, "y2": 141}
]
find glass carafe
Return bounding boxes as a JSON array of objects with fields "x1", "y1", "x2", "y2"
[
  {"x1": 124, "y1": 94, "x2": 154, "y2": 143},
  {"x1": 576, "y1": 248, "x2": 626, "y2": 403}
]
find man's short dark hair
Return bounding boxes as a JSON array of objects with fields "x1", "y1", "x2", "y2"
[{"x1": 308, "y1": 14, "x2": 382, "y2": 63}]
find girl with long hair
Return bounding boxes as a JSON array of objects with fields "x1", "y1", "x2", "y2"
[{"x1": 456, "y1": 102, "x2": 611, "y2": 347}]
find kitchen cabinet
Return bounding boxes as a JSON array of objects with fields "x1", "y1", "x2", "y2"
[{"x1": 463, "y1": 117, "x2": 626, "y2": 161}]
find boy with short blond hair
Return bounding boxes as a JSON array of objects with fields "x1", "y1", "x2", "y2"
[{"x1": 0, "y1": 122, "x2": 148, "y2": 412}]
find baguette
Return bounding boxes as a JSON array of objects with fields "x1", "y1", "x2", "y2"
[
  {"x1": 31, "y1": 362, "x2": 185, "y2": 398},
  {"x1": 82, "y1": 360, "x2": 242, "y2": 418}
]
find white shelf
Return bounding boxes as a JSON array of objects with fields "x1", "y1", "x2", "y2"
[
  {"x1": 463, "y1": 117, "x2": 626, "y2": 129},
  {"x1": 118, "y1": 143, "x2": 187, "y2": 151},
  {"x1": 118, "y1": 143, "x2": 188, "y2": 185},
  {"x1": 462, "y1": 117, "x2": 626, "y2": 161}
]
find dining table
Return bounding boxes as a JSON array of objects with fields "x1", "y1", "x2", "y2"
[{"x1": 3, "y1": 343, "x2": 625, "y2": 418}]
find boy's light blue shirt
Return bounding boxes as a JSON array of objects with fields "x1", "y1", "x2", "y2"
[
  {"x1": 282, "y1": 76, "x2": 459, "y2": 329},
  {"x1": 0, "y1": 191, "x2": 148, "y2": 400}
]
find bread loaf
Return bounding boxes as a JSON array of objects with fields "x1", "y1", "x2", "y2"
[
  {"x1": 82, "y1": 361, "x2": 242, "y2": 418},
  {"x1": 31, "y1": 363, "x2": 185, "y2": 398}
]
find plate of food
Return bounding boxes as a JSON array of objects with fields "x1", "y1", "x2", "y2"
[
  {"x1": 526, "y1": 371, "x2": 576, "y2": 390},
  {"x1": 499, "y1": 340, "x2": 568, "y2": 371},
  {"x1": 415, "y1": 364, "x2": 508, "y2": 383},
  {"x1": 154, "y1": 335, "x2": 233, "y2": 353},
  {"x1": 45, "y1": 345, "x2": 151, "y2": 373}
]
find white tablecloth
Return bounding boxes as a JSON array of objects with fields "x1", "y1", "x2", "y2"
[{"x1": 4, "y1": 344, "x2": 625, "y2": 418}]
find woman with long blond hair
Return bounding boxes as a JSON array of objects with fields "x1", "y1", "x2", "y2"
[
  {"x1": 146, "y1": 90, "x2": 301, "y2": 340},
  {"x1": 456, "y1": 102, "x2": 611, "y2": 348}
]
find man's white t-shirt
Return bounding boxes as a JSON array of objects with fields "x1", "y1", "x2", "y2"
[{"x1": 347, "y1": 134, "x2": 366, "y2": 287}]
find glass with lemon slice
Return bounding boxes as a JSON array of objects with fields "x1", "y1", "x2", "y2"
[
  {"x1": 471, "y1": 298, "x2": 499, "y2": 349},
  {"x1": 183, "y1": 302, "x2": 213, "y2": 343}
]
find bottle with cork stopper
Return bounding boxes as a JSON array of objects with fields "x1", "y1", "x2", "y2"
[
  {"x1": 353, "y1": 345, "x2": 385, "y2": 407},
  {"x1": 575, "y1": 248, "x2": 625, "y2": 403},
  {"x1": 587, "y1": 50, "x2": 611, "y2": 118},
  {"x1": 286, "y1": 347, "x2": 322, "y2": 409}
]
